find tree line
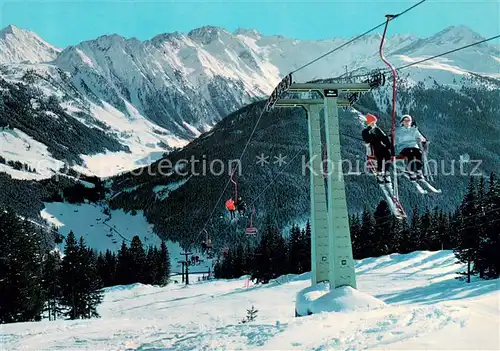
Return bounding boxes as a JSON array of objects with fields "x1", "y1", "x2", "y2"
[
  {"x1": 0, "y1": 155, "x2": 37, "y2": 173},
  {"x1": 0, "y1": 209, "x2": 171, "y2": 324},
  {"x1": 214, "y1": 173, "x2": 499, "y2": 283}
]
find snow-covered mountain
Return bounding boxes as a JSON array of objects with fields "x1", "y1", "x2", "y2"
[
  {"x1": 0, "y1": 24, "x2": 61, "y2": 63},
  {"x1": 0, "y1": 24, "x2": 498, "y2": 179}
]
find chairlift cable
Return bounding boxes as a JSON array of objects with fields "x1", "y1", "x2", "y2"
[
  {"x1": 291, "y1": 0, "x2": 428, "y2": 74},
  {"x1": 334, "y1": 35, "x2": 500, "y2": 81},
  {"x1": 195, "y1": 0, "x2": 429, "y2": 242}
]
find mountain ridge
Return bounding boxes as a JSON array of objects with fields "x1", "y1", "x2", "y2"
[
  {"x1": 0, "y1": 23, "x2": 498, "y2": 181},
  {"x1": 0, "y1": 24, "x2": 498, "y2": 255}
]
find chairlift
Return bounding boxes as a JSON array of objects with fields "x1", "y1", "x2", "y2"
[
  {"x1": 245, "y1": 207, "x2": 258, "y2": 235},
  {"x1": 224, "y1": 168, "x2": 238, "y2": 213},
  {"x1": 202, "y1": 229, "x2": 213, "y2": 249},
  {"x1": 230, "y1": 168, "x2": 238, "y2": 200}
]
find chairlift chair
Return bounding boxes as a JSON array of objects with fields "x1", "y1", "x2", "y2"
[{"x1": 244, "y1": 207, "x2": 258, "y2": 235}]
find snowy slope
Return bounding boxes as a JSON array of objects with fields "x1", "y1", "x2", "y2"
[
  {"x1": 40, "y1": 201, "x2": 213, "y2": 274},
  {"x1": 0, "y1": 127, "x2": 64, "y2": 180},
  {"x1": 0, "y1": 62, "x2": 189, "y2": 179},
  {"x1": 69, "y1": 101, "x2": 188, "y2": 178},
  {"x1": 0, "y1": 24, "x2": 498, "y2": 179},
  {"x1": 2, "y1": 250, "x2": 498, "y2": 350}
]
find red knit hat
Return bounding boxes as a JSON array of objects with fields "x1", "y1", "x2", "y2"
[{"x1": 365, "y1": 113, "x2": 377, "y2": 125}]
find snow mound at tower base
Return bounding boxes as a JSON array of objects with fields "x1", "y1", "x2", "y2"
[{"x1": 295, "y1": 283, "x2": 387, "y2": 316}]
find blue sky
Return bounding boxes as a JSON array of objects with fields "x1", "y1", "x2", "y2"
[{"x1": 1, "y1": 0, "x2": 498, "y2": 47}]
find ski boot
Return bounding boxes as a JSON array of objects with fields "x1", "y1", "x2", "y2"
[
  {"x1": 383, "y1": 172, "x2": 391, "y2": 183},
  {"x1": 409, "y1": 171, "x2": 417, "y2": 181}
]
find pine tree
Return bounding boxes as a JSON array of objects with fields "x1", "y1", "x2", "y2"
[
  {"x1": 129, "y1": 236, "x2": 146, "y2": 283},
  {"x1": 300, "y1": 221, "x2": 311, "y2": 273},
  {"x1": 42, "y1": 251, "x2": 63, "y2": 320},
  {"x1": 213, "y1": 259, "x2": 223, "y2": 278},
  {"x1": 390, "y1": 216, "x2": 404, "y2": 254},
  {"x1": 80, "y1": 242, "x2": 104, "y2": 318},
  {"x1": 435, "y1": 209, "x2": 451, "y2": 250},
  {"x1": 232, "y1": 243, "x2": 245, "y2": 278},
  {"x1": 395, "y1": 217, "x2": 412, "y2": 254},
  {"x1": 115, "y1": 241, "x2": 132, "y2": 285},
  {"x1": 59, "y1": 231, "x2": 79, "y2": 319},
  {"x1": 268, "y1": 224, "x2": 288, "y2": 279},
  {"x1": 96, "y1": 249, "x2": 117, "y2": 287},
  {"x1": 19, "y1": 223, "x2": 46, "y2": 322},
  {"x1": 143, "y1": 246, "x2": 158, "y2": 285},
  {"x1": 453, "y1": 178, "x2": 480, "y2": 283},
  {"x1": 158, "y1": 240, "x2": 171, "y2": 285},
  {"x1": 480, "y1": 173, "x2": 500, "y2": 278},
  {"x1": 474, "y1": 177, "x2": 489, "y2": 278},
  {"x1": 241, "y1": 239, "x2": 254, "y2": 277},
  {"x1": 349, "y1": 214, "x2": 362, "y2": 259},
  {"x1": 419, "y1": 209, "x2": 433, "y2": 250},
  {"x1": 240, "y1": 305, "x2": 258, "y2": 323},
  {"x1": 219, "y1": 248, "x2": 235, "y2": 278},
  {"x1": 0, "y1": 210, "x2": 45, "y2": 323},
  {"x1": 288, "y1": 224, "x2": 303, "y2": 273},
  {"x1": 372, "y1": 201, "x2": 393, "y2": 256},
  {"x1": 252, "y1": 218, "x2": 287, "y2": 283},
  {"x1": 59, "y1": 233, "x2": 104, "y2": 319},
  {"x1": 358, "y1": 208, "x2": 374, "y2": 258},
  {"x1": 409, "y1": 206, "x2": 422, "y2": 251},
  {"x1": 449, "y1": 209, "x2": 461, "y2": 247}
]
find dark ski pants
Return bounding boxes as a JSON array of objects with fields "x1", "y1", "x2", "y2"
[
  {"x1": 373, "y1": 147, "x2": 391, "y2": 173},
  {"x1": 399, "y1": 147, "x2": 422, "y2": 172},
  {"x1": 237, "y1": 209, "x2": 245, "y2": 216}
]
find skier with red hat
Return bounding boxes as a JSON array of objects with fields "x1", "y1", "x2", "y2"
[
  {"x1": 362, "y1": 113, "x2": 392, "y2": 183},
  {"x1": 225, "y1": 198, "x2": 236, "y2": 219}
]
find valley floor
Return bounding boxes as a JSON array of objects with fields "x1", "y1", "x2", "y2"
[{"x1": 1, "y1": 250, "x2": 499, "y2": 350}]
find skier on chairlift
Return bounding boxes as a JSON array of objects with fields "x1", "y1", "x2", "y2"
[
  {"x1": 395, "y1": 114, "x2": 427, "y2": 181},
  {"x1": 201, "y1": 239, "x2": 212, "y2": 254},
  {"x1": 225, "y1": 198, "x2": 236, "y2": 219},
  {"x1": 235, "y1": 197, "x2": 247, "y2": 216},
  {"x1": 362, "y1": 113, "x2": 392, "y2": 184}
]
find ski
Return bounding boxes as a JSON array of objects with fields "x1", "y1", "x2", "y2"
[
  {"x1": 411, "y1": 180, "x2": 428, "y2": 194},
  {"x1": 400, "y1": 170, "x2": 441, "y2": 194},
  {"x1": 402, "y1": 173, "x2": 428, "y2": 194},
  {"x1": 417, "y1": 178, "x2": 442, "y2": 193},
  {"x1": 366, "y1": 160, "x2": 406, "y2": 219},
  {"x1": 382, "y1": 182, "x2": 407, "y2": 219},
  {"x1": 378, "y1": 183, "x2": 404, "y2": 219}
]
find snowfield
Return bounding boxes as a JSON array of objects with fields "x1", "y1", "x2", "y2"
[
  {"x1": 40, "y1": 201, "x2": 213, "y2": 275},
  {"x1": 2, "y1": 250, "x2": 498, "y2": 350}
]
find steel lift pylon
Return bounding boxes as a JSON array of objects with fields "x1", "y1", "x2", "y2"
[{"x1": 269, "y1": 82, "x2": 375, "y2": 290}]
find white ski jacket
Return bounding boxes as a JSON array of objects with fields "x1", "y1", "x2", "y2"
[{"x1": 395, "y1": 126, "x2": 424, "y2": 155}]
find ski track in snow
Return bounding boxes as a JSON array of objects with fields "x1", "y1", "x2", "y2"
[{"x1": 1, "y1": 250, "x2": 499, "y2": 350}]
